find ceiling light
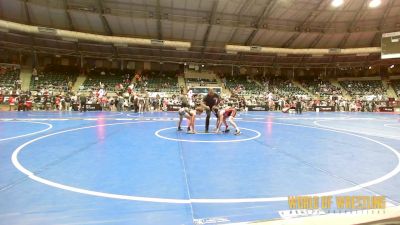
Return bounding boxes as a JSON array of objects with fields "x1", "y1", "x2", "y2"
[
  {"x1": 369, "y1": 0, "x2": 381, "y2": 8},
  {"x1": 331, "y1": 0, "x2": 344, "y2": 7},
  {"x1": 389, "y1": 65, "x2": 395, "y2": 69}
]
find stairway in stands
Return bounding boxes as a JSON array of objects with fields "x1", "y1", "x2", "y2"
[
  {"x1": 329, "y1": 79, "x2": 352, "y2": 100},
  {"x1": 291, "y1": 80, "x2": 317, "y2": 98},
  {"x1": 215, "y1": 77, "x2": 231, "y2": 96},
  {"x1": 382, "y1": 78, "x2": 397, "y2": 98},
  {"x1": 72, "y1": 74, "x2": 87, "y2": 92},
  {"x1": 184, "y1": 70, "x2": 232, "y2": 95},
  {"x1": 177, "y1": 75, "x2": 186, "y2": 93},
  {"x1": 20, "y1": 67, "x2": 32, "y2": 91}
]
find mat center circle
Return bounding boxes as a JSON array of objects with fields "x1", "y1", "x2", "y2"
[{"x1": 154, "y1": 126, "x2": 261, "y2": 143}]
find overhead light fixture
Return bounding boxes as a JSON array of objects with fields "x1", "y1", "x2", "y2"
[
  {"x1": 368, "y1": 66, "x2": 372, "y2": 69},
  {"x1": 389, "y1": 64, "x2": 395, "y2": 69},
  {"x1": 369, "y1": 0, "x2": 381, "y2": 8},
  {"x1": 331, "y1": 0, "x2": 344, "y2": 7}
]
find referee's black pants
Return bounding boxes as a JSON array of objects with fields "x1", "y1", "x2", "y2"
[{"x1": 205, "y1": 108, "x2": 211, "y2": 131}]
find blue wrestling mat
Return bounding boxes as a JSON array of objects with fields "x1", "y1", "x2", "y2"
[{"x1": 0, "y1": 111, "x2": 399, "y2": 224}]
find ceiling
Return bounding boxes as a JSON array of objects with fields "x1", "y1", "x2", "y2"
[{"x1": 0, "y1": 0, "x2": 399, "y2": 67}]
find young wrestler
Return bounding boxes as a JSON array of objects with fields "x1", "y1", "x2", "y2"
[
  {"x1": 177, "y1": 91, "x2": 190, "y2": 131},
  {"x1": 215, "y1": 106, "x2": 241, "y2": 135},
  {"x1": 177, "y1": 107, "x2": 204, "y2": 134},
  {"x1": 212, "y1": 106, "x2": 229, "y2": 133}
]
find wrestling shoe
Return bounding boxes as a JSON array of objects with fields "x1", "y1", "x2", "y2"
[
  {"x1": 224, "y1": 129, "x2": 230, "y2": 133},
  {"x1": 177, "y1": 127, "x2": 183, "y2": 131},
  {"x1": 234, "y1": 130, "x2": 241, "y2": 135}
]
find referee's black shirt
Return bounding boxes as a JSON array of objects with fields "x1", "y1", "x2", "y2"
[{"x1": 203, "y1": 93, "x2": 219, "y2": 108}]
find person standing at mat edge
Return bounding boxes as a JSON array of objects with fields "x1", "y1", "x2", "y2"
[
  {"x1": 79, "y1": 94, "x2": 87, "y2": 112},
  {"x1": 295, "y1": 98, "x2": 302, "y2": 114},
  {"x1": 202, "y1": 88, "x2": 220, "y2": 133}
]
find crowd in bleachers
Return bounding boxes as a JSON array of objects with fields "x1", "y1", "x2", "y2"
[
  {"x1": 186, "y1": 78, "x2": 218, "y2": 87},
  {"x1": 1, "y1": 63, "x2": 399, "y2": 112},
  {"x1": 143, "y1": 70, "x2": 181, "y2": 94},
  {"x1": 222, "y1": 74, "x2": 264, "y2": 95},
  {"x1": 339, "y1": 80, "x2": 387, "y2": 100},
  {"x1": 268, "y1": 77, "x2": 308, "y2": 97},
  {"x1": 301, "y1": 79, "x2": 342, "y2": 96},
  {"x1": 30, "y1": 65, "x2": 78, "y2": 92},
  {"x1": 2, "y1": 67, "x2": 184, "y2": 111},
  {"x1": 391, "y1": 80, "x2": 400, "y2": 97},
  {"x1": 80, "y1": 67, "x2": 132, "y2": 92},
  {"x1": 0, "y1": 65, "x2": 21, "y2": 95}
]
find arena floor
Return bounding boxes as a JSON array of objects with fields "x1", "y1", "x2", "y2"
[{"x1": 0, "y1": 111, "x2": 399, "y2": 225}]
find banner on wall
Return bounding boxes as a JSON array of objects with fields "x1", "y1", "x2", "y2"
[
  {"x1": 0, "y1": 95, "x2": 18, "y2": 104},
  {"x1": 378, "y1": 107, "x2": 394, "y2": 112},
  {"x1": 316, "y1": 106, "x2": 335, "y2": 112},
  {"x1": 72, "y1": 104, "x2": 102, "y2": 111},
  {"x1": 247, "y1": 105, "x2": 268, "y2": 111}
]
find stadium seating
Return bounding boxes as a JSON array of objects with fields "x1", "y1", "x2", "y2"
[
  {"x1": 0, "y1": 68, "x2": 19, "y2": 89},
  {"x1": 301, "y1": 79, "x2": 342, "y2": 96},
  {"x1": 269, "y1": 78, "x2": 307, "y2": 97},
  {"x1": 185, "y1": 78, "x2": 217, "y2": 86},
  {"x1": 82, "y1": 75, "x2": 125, "y2": 92},
  {"x1": 80, "y1": 68, "x2": 133, "y2": 92},
  {"x1": 30, "y1": 65, "x2": 78, "y2": 92},
  {"x1": 391, "y1": 80, "x2": 400, "y2": 97},
  {"x1": 339, "y1": 80, "x2": 386, "y2": 97},
  {"x1": 184, "y1": 70, "x2": 219, "y2": 89},
  {"x1": 225, "y1": 75, "x2": 264, "y2": 95},
  {"x1": 30, "y1": 73, "x2": 74, "y2": 91},
  {"x1": 144, "y1": 71, "x2": 180, "y2": 94}
]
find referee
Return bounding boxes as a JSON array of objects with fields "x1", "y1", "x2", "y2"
[{"x1": 201, "y1": 88, "x2": 220, "y2": 133}]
